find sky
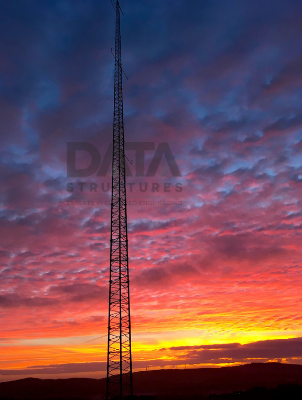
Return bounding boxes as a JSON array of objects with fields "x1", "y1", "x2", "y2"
[{"x1": 0, "y1": 0, "x2": 302, "y2": 382}]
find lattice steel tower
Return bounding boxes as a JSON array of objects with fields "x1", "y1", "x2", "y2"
[{"x1": 106, "y1": 1, "x2": 133, "y2": 399}]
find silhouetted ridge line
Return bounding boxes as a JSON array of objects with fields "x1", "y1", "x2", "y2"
[{"x1": 0, "y1": 363, "x2": 302, "y2": 399}]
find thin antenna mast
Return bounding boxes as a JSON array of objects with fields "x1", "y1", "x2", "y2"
[{"x1": 106, "y1": 1, "x2": 133, "y2": 399}]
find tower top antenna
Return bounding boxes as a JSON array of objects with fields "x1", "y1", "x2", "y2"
[{"x1": 110, "y1": 0, "x2": 124, "y2": 16}]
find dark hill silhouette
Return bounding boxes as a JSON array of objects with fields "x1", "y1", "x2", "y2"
[
  {"x1": 0, "y1": 363, "x2": 302, "y2": 399},
  {"x1": 0, "y1": 377, "x2": 104, "y2": 400},
  {"x1": 208, "y1": 384, "x2": 302, "y2": 399}
]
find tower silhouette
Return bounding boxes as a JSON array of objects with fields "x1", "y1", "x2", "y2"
[{"x1": 106, "y1": 1, "x2": 133, "y2": 399}]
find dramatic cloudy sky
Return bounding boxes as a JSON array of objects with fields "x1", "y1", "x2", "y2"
[{"x1": 0, "y1": 0, "x2": 302, "y2": 381}]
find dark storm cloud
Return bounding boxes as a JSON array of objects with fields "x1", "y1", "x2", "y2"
[
  {"x1": 168, "y1": 337, "x2": 302, "y2": 364},
  {"x1": 0, "y1": 362, "x2": 107, "y2": 375},
  {"x1": 0, "y1": 358, "x2": 181, "y2": 375}
]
